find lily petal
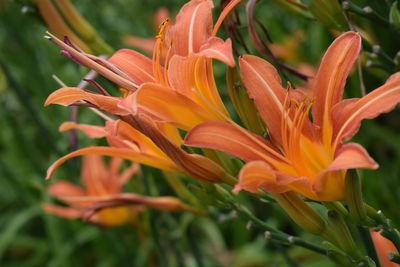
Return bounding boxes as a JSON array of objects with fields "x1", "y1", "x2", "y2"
[
  {"x1": 370, "y1": 230, "x2": 399, "y2": 267},
  {"x1": 46, "y1": 146, "x2": 179, "y2": 179},
  {"x1": 48, "y1": 181, "x2": 86, "y2": 198},
  {"x1": 167, "y1": 55, "x2": 198, "y2": 98},
  {"x1": 311, "y1": 32, "x2": 361, "y2": 133},
  {"x1": 45, "y1": 87, "x2": 128, "y2": 115},
  {"x1": 119, "y1": 83, "x2": 220, "y2": 131},
  {"x1": 127, "y1": 114, "x2": 234, "y2": 184},
  {"x1": 198, "y1": 37, "x2": 235, "y2": 66},
  {"x1": 108, "y1": 49, "x2": 154, "y2": 84},
  {"x1": 168, "y1": 55, "x2": 228, "y2": 116},
  {"x1": 313, "y1": 143, "x2": 378, "y2": 201},
  {"x1": 167, "y1": 0, "x2": 213, "y2": 55},
  {"x1": 59, "y1": 122, "x2": 107, "y2": 138},
  {"x1": 332, "y1": 73, "x2": 400, "y2": 145},
  {"x1": 233, "y1": 161, "x2": 279, "y2": 194},
  {"x1": 239, "y1": 55, "x2": 287, "y2": 144},
  {"x1": 185, "y1": 121, "x2": 290, "y2": 169},
  {"x1": 42, "y1": 204, "x2": 82, "y2": 219},
  {"x1": 81, "y1": 154, "x2": 109, "y2": 195},
  {"x1": 234, "y1": 161, "x2": 315, "y2": 197}
]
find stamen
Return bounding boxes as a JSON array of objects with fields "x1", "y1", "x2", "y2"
[
  {"x1": 155, "y1": 19, "x2": 169, "y2": 40},
  {"x1": 163, "y1": 43, "x2": 173, "y2": 86},
  {"x1": 46, "y1": 32, "x2": 138, "y2": 91}
]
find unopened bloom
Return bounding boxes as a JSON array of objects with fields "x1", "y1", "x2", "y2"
[{"x1": 185, "y1": 32, "x2": 400, "y2": 201}]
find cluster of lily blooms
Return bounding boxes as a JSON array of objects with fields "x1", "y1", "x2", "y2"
[{"x1": 39, "y1": 0, "x2": 400, "y2": 263}]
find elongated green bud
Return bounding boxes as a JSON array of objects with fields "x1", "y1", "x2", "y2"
[
  {"x1": 273, "y1": 192, "x2": 326, "y2": 235},
  {"x1": 345, "y1": 169, "x2": 367, "y2": 224}
]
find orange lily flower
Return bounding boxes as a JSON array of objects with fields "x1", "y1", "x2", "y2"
[
  {"x1": 108, "y1": 0, "x2": 241, "y2": 131},
  {"x1": 185, "y1": 32, "x2": 400, "y2": 201},
  {"x1": 43, "y1": 155, "x2": 194, "y2": 226},
  {"x1": 370, "y1": 230, "x2": 399, "y2": 267},
  {"x1": 43, "y1": 155, "x2": 139, "y2": 226}
]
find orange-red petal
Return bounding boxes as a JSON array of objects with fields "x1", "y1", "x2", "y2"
[
  {"x1": 239, "y1": 55, "x2": 287, "y2": 144},
  {"x1": 42, "y1": 204, "x2": 82, "y2": 219},
  {"x1": 311, "y1": 32, "x2": 361, "y2": 130},
  {"x1": 45, "y1": 87, "x2": 128, "y2": 115},
  {"x1": 119, "y1": 83, "x2": 220, "y2": 131},
  {"x1": 198, "y1": 37, "x2": 235, "y2": 66},
  {"x1": 370, "y1": 230, "x2": 399, "y2": 267},
  {"x1": 167, "y1": 0, "x2": 213, "y2": 56},
  {"x1": 332, "y1": 73, "x2": 400, "y2": 146},
  {"x1": 185, "y1": 121, "x2": 289, "y2": 168},
  {"x1": 59, "y1": 122, "x2": 107, "y2": 138},
  {"x1": 46, "y1": 146, "x2": 179, "y2": 179},
  {"x1": 108, "y1": 49, "x2": 154, "y2": 84}
]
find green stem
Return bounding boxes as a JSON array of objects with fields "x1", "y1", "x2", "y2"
[
  {"x1": 346, "y1": 2, "x2": 390, "y2": 27},
  {"x1": 231, "y1": 203, "x2": 328, "y2": 255},
  {"x1": 162, "y1": 171, "x2": 200, "y2": 207},
  {"x1": 187, "y1": 223, "x2": 205, "y2": 267}
]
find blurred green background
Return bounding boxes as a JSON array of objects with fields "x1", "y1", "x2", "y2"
[{"x1": 0, "y1": 0, "x2": 399, "y2": 266}]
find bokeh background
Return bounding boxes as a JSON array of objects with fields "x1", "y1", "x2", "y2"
[{"x1": 0, "y1": 0, "x2": 399, "y2": 266}]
